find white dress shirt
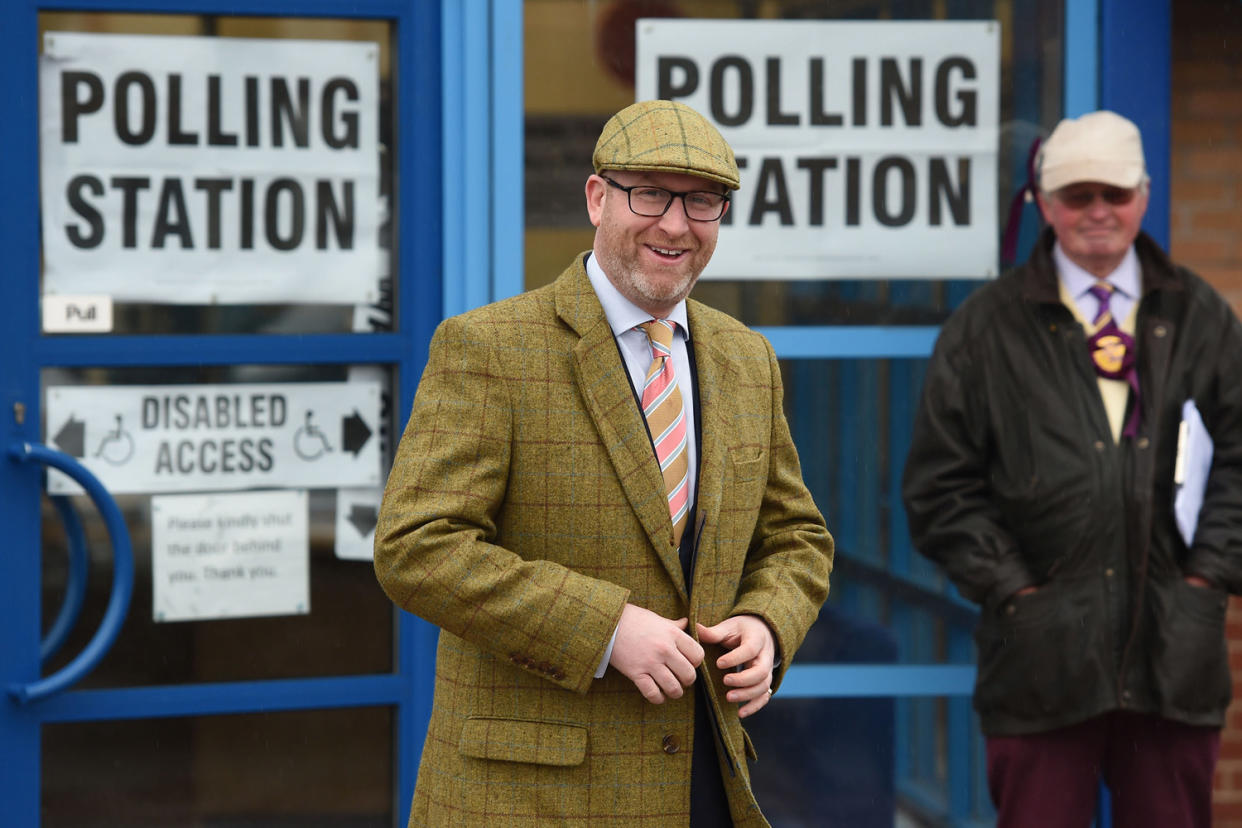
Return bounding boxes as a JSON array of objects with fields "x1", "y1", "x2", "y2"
[{"x1": 586, "y1": 251, "x2": 699, "y2": 677}]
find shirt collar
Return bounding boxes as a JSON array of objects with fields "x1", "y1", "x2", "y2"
[
  {"x1": 1053, "y1": 241, "x2": 1141, "y2": 301},
  {"x1": 585, "y1": 252, "x2": 691, "y2": 340}
]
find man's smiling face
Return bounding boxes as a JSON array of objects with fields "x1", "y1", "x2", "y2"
[{"x1": 586, "y1": 170, "x2": 727, "y2": 318}]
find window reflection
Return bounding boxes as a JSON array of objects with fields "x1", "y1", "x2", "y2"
[{"x1": 43, "y1": 709, "x2": 392, "y2": 827}]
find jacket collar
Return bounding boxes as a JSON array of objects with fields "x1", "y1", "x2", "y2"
[{"x1": 1020, "y1": 228, "x2": 1184, "y2": 305}]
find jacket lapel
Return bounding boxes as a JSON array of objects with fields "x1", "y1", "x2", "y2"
[
  {"x1": 555, "y1": 257, "x2": 689, "y2": 597},
  {"x1": 686, "y1": 302, "x2": 731, "y2": 602}
]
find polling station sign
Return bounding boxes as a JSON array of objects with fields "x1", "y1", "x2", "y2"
[
  {"x1": 39, "y1": 32, "x2": 381, "y2": 304},
  {"x1": 45, "y1": 381, "x2": 381, "y2": 494},
  {"x1": 635, "y1": 20, "x2": 1000, "y2": 279}
]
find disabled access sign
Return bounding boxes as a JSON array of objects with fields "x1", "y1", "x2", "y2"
[{"x1": 45, "y1": 381, "x2": 382, "y2": 495}]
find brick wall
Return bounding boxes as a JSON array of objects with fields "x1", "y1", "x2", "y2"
[{"x1": 1169, "y1": 1, "x2": 1242, "y2": 824}]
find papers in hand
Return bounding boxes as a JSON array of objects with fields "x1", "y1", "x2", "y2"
[{"x1": 1174, "y1": 398, "x2": 1214, "y2": 547}]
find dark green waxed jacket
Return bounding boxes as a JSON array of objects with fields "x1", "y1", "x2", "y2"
[{"x1": 902, "y1": 228, "x2": 1242, "y2": 736}]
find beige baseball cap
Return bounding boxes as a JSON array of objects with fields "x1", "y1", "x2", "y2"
[
  {"x1": 1038, "y1": 110, "x2": 1147, "y2": 192},
  {"x1": 593, "y1": 100, "x2": 740, "y2": 190}
]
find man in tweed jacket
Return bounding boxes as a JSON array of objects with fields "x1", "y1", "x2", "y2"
[{"x1": 375, "y1": 100, "x2": 834, "y2": 827}]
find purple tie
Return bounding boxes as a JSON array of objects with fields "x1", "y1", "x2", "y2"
[
  {"x1": 1088, "y1": 282, "x2": 1115, "y2": 326},
  {"x1": 1085, "y1": 281, "x2": 1141, "y2": 438}
]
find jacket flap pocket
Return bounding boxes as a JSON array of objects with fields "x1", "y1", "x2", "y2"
[
  {"x1": 459, "y1": 717, "x2": 588, "y2": 766},
  {"x1": 730, "y1": 448, "x2": 767, "y2": 482}
]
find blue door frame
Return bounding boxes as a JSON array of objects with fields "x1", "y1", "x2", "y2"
[
  {"x1": 0, "y1": 1, "x2": 441, "y2": 825},
  {"x1": 1, "y1": 0, "x2": 1171, "y2": 825}
]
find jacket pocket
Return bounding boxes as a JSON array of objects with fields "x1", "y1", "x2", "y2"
[
  {"x1": 731, "y1": 448, "x2": 767, "y2": 482},
  {"x1": 1151, "y1": 580, "x2": 1231, "y2": 715},
  {"x1": 973, "y1": 583, "x2": 1098, "y2": 720},
  {"x1": 459, "y1": 716, "x2": 588, "y2": 766}
]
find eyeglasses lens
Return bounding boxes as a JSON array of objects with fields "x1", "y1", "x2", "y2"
[{"x1": 1059, "y1": 187, "x2": 1137, "y2": 208}]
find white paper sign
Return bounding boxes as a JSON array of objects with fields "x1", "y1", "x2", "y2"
[
  {"x1": 39, "y1": 32, "x2": 381, "y2": 303},
  {"x1": 152, "y1": 490, "x2": 309, "y2": 622},
  {"x1": 45, "y1": 381, "x2": 382, "y2": 494},
  {"x1": 335, "y1": 486, "x2": 382, "y2": 561},
  {"x1": 636, "y1": 20, "x2": 1000, "y2": 279},
  {"x1": 335, "y1": 366, "x2": 388, "y2": 562},
  {"x1": 42, "y1": 294, "x2": 113, "y2": 333}
]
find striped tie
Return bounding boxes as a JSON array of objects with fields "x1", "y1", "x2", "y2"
[
  {"x1": 1085, "y1": 280, "x2": 1141, "y2": 437},
  {"x1": 638, "y1": 319, "x2": 690, "y2": 547},
  {"x1": 1088, "y1": 281, "x2": 1115, "y2": 329}
]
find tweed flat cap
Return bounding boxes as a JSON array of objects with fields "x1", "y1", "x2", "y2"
[{"x1": 593, "y1": 100, "x2": 740, "y2": 190}]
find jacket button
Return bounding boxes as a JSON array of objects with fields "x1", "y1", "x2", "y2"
[
  {"x1": 1094, "y1": 440, "x2": 1106, "y2": 452},
  {"x1": 1105, "y1": 568, "x2": 1115, "y2": 578},
  {"x1": 1137, "y1": 437, "x2": 1150, "y2": 449},
  {"x1": 1005, "y1": 604, "x2": 1016, "y2": 615},
  {"x1": 1154, "y1": 325, "x2": 1167, "y2": 338},
  {"x1": 662, "y1": 734, "x2": 681, "y2": 754}
]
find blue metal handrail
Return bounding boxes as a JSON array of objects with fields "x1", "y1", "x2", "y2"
[
  {"x1": 40, "y1": 495, "x2": 89, "y2": 663},
  {"x1": 7, "y1": 442, "x2": 133, "y2": 703}
]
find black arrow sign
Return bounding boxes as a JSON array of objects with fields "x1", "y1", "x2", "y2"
[
  {"x1": 348, "y1": 504, "x2": 378, "y2": 538},
  {"x1": 342, "y1": 411, "x2": 372, "y2": 456},
  {"x1": 54, "y1": 415, "x2": 85, "y2": 457}
]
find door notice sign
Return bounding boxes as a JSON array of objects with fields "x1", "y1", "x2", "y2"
[
  {"x1": 45, "y1": 381, "x2": 381, "y2": 495},
  {"x1": 152, "y1": 490, "x2": 309, "y2": 622}
]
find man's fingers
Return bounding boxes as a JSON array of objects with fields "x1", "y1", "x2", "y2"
[
  {"x1": 676, "y1": 632, "x2": 705, "y2": 667},
  {"x1": 737, "y1": 689, "x2": 772, "y2": 718},
  {"x1": 723, "y1": 662, "x2": 766, "y2": 687},
  {"x1": 667, "y1": 653, "x2": 698, "y2": 689},
  {"x1": 696, "y1": 620, "x2": 737, "y2": 647},
  {"x1": 653, "y1": 666, "x2": 687, "y2": 700},
  {"x1": 715, "y1": 641, "x2": 760, "y2": 670},
  {"x1": 611, "y1": 605, "x2": 705, "y2": 703},
  {"x1": 633, "y1": 674, "x2": 664, "y2": 705}
]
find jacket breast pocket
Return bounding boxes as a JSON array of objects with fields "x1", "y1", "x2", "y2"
[
  {"x1": 731, "y1": 448, "x2": 767, "y2": 483},
  {"x1": 458, "y1": 716, "x2": 588, "y2": 766}
]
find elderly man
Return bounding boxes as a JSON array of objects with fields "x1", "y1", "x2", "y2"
[
  {"x1": 375, "y1": 100, "x2": 833, "y2": 827},
  {"x1": 903, "y1": 110, "x2": 1242, "y2": 827}
]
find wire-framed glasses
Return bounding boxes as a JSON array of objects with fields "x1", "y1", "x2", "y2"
[{"x1": 601, "y1": 175, "x2": 730, "y2": 222}]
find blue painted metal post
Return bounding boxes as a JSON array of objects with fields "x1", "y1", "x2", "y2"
[
  {"x1": 1, "y1": 0, "x2": 47, "y2": 822},
  {"x1": 1100, "y1": 0, "x2": 1170, "y2": 248}
]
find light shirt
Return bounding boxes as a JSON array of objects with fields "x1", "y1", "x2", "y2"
[
  {"x1": 585, "y1": 253, "x2": 699, "y2": 506},
  {"x1": 586, "y1": 251, "x2": 700, "y2": 678},
  {"x1": 1054, "y1": 241, "x2": 1140, "y2": 324},
  {"x1": 1054, "y1": 242, "x2": 1141, "y2": 443}
]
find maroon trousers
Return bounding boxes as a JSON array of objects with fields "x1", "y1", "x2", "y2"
[{"x1": 986, "y1": 711, "x2": 1220, "y2": 828}]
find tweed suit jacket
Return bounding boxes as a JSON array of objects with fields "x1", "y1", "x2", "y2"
[{"x1": 375, "y1": 254, "x2": 833, "y2": 827}]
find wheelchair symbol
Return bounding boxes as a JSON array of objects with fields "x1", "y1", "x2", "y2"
[
  {"x1": 94, "y1": 414, "x2": 134, "y2": 466},
  {"x1": 294, "y1": 410, "x2": 333, "y2": 460}
]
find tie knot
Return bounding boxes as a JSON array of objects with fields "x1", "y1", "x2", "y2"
[
  {"x1": 1087, "y1": 281, "x2": 1115, "y2": 306},
  {"x1": 640, "y1": 319, "x2": 676, "y2": 350}
]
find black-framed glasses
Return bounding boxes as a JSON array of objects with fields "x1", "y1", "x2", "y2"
[{"x1": 601, "y1": 175, "x2": 730, "y2": 222}]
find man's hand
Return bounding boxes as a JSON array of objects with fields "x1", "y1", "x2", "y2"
[
  {"x1": 697, "y1": 615, "x2": 777, "y2": 718},
  {"x1": 610, "y1": 603, "x2": 704, "y2": 704}
]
